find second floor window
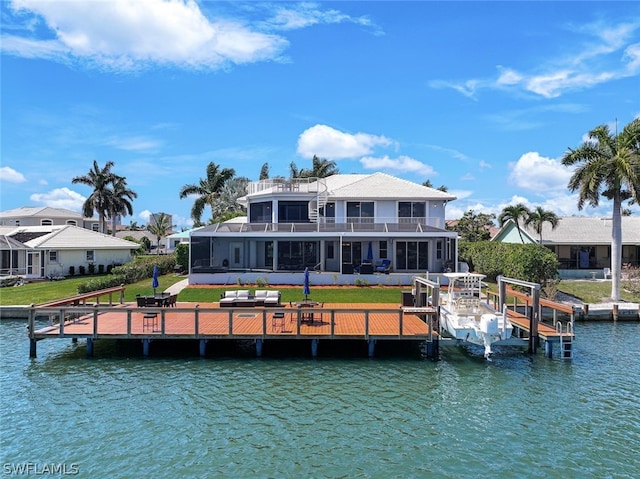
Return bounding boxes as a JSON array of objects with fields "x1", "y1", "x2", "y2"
[
  {"x1": 250, "y1": 202, "x2": 272, "y2": 222},
  {"x1": 347, "y1": 202, "x2": 374, "y2": 223},
  {"x1": 278, "y1": 201, "x2": 309, "y2": 223},
  {"x1": 41, "y1": 219, "x2": 53, "y2": 226},
  {"x1": 398, "y1": 202, "x2": 426, "y2": 223}
]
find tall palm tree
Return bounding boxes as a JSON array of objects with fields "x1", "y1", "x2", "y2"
[
  {"x1": 498, "y1": 203, "x2": 531, "y2": 243},
  {"x1": 179, "y1": 162, "x2": 236, "y2": 226},
  {"x1": 259, "y1": 162, "x2": 270, "y2": 180},
  {"x1": 212, "y1": 177, "x2": 248, "y2": 220},
  {"x1": 108, "y1": 176, "x2": 138, "y2": 236},
  {"x1": 562, "y1": 118, "x2": 640, "y2": 301},
  {"x1": 525, "y1": 206, "x2": 559, "y2": 243},
  {"x1": 72, "y1": 160, "x2": 117, "y2": 234},
  {"x1": 290, "y1": 155, "x2": 339, "y2": 178},
  {"x1": 147, "y1": 213, "x2": 173, "y2": 254}
]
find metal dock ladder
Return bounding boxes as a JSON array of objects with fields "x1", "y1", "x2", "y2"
[{"x1": 557, "y1": 321, "x2": 574, "y2": 359}]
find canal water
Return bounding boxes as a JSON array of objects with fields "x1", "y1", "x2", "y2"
[{"x1": 1, "y1": 319, "x2": 639, "y2": 478}]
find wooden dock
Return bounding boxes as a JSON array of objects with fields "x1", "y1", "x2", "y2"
[{"x1": 28, "y1": 302, "x2": 439, "y2": 358}]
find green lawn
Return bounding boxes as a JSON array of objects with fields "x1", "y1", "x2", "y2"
[
  {"x1": 556, "y1": 280, "x2": 639, "y2": 304},
  {"x1": 1, "y1": 274, "x2": 637, "y2": 307},
  {"x1": 0, "y1": 274, "x2": 187, "y2": 305},
  {"x1": 0, "y1": 274, "x2": 406, "y2": 306}
]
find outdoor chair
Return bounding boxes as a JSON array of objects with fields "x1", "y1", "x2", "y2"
[{"x1": 375, "y1": 259, "x2": 391, "y2": 274}]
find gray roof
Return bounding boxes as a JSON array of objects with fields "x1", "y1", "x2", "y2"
[
  {"x1": 6, "y1": 225, "x2": 139, "y2": 249},
  {"x1": 0, "y1": 206, "x2": 85, "y2": 219},
  {"x1": 324, "y1": 173, "x2": 457, "y2": 201},
  {"x1": 525, "y1": 217, "x2": 640, "y2": 245}
]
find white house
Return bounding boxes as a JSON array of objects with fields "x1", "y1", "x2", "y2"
[
  {"x1": 491, "y1": 217, "x2": 640, "y2": 278},
  {"x1": 0, "y1": 225, "x2": 139, "y2": 279},
  {"x1": 188, "y1": 173, "x2": 460, "y2": 285},
  {"x1": 0, "y1": 206, "x2": 101, "y2": 231}
]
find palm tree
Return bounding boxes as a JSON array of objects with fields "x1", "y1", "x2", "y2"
[
  {"x1": 147, "y1": 213, "x2": 173, "y2": 254},
  {"x1": 72, "y1": 160, "x2": 117, "y2": 234},
  {"x1": 562, "y1": 118, "x2": 640, "y2": 301},
  {"x1": 422, "y1": 179, "x2": 448, "y2": 192},
  {"x1": 498, "y1": 203, "x2": 531, "y2": 243},
  {"x1": 212, "y1": 177, "x2": 248, "y2": 220},
  {"x1": 525, "y1": 206, "x2": 559, "y2": 243},
  {"x1": 179, "y1": 162, "x2": 236, "y2": 226},
  {"x1": 290, "y1": 155, "x2": 339, "y2": 178},
  {"x1": 259, "y1": 162, "x2": 270, "y2": 180},
  {"x1": 108, "y1": 176, "x2": 138, "y2": 236}
]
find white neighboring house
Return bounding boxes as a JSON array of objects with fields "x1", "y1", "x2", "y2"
[
  {"x1": 165, "y1": 227, "x2": 204, "y2": 253},
  {"x1": 0, "y1": 206, "x2": 101, "y2": 231},
  {"x1": 0, "y1": 225, "x2": 139, "y2": 279},
  {"x1": 189, "y1": 172, "x2": 459, "y2": 284}
]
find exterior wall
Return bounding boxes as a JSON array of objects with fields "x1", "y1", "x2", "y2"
[{"x1": 46, "y1": 249, "x2": 132, "y2": 277}]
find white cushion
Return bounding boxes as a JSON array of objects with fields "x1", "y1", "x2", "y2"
[
  {"x1": 266, "y1": 291, "x2": 279, "y2": 298},
  {"x1": 223, "y1": 291, "x2": 237, "y2": 298},
  {"x1": 254, "y1": 290, "x2": 268, "y2": 298},
  {"x1": 237, "y1": 290, "x2": 250, "y2": 298}
]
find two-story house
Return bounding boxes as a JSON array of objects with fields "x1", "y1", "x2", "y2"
[{"x1": 188, "y1": 173, "x2": 460, "y2": 285}]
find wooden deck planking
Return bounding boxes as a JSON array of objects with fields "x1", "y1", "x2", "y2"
[
  {"x1": 33, "y1": 302, "x2": 436, "y2": 339},
  {"x1": 506, "y1": 310, "x2": 574, "y2": 339}
]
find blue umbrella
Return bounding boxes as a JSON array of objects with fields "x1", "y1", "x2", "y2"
[
  {"x1": 303, "y1": 267, "x2": 311, "y2": 301},
  {"x1": 152, "y1": 265, "x2": 159, "y2": 295}
]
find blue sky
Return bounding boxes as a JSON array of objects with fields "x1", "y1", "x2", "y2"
[{"x1": 1, "y1": 1, "x2": 639, "y2": 229}]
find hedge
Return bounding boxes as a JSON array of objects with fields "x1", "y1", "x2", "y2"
[
  {"x1": 77, "y1": 255, "x2": 177, "y2": 294},
  {"x1": 459, "y1": 241, "x2": 559, "y2": 285}
]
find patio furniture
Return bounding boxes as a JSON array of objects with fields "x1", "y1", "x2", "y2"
[{"x1": 375, "y1": 259, "x2": 391, "y2": 274}]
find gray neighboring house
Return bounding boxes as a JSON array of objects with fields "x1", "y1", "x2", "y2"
[
  {"x1": 0, "y1": 206, "x2": 100, "y2": 231},
  {"x1": 492, "y1": 216, "x2": 640, "y2": 278},
  {"x1": 0, "y1": 225, "x2": 139, "y2": 279}
]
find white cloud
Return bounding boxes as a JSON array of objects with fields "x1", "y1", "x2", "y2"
[
  {"x1": 433, "y1": 19, "x2": 640, "y2": 99},
  {"x1": 359, "y1": 155, "x2": 435, "y2": 176},
  {"x1": 297, "y1": 124, "x2": 394, "y2": 159},
  {"x1": 103, "y1": 136, "x2": 162, "y2": 152},
  {"x1": 3, "y1": 0, "x2": 288, "y2": 71},
  {"x1": 264, "y1": 3, "x2": 381, "y2": 34},
  {"x1": 0, "y1": 166, "x2": 27, "y2": 183},
  {"x1": 29, "y1": 187, "x2": 85, "y2": 210},
  {"x1": 508, "y1": 152, "x2": 573, "y2": 194},
  {"x1": 138, "y1": 210, "x2": 152, "y2": 222}
]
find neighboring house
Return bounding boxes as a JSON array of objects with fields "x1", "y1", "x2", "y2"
[
  {"x1": 0, "y1": 225, "x2": 139, "y2": 279},
  {"x1": 492, "y1": 217, "x2": 640, "y2": 278},
  {"x1": 189, "y1": 173, "x2": 459, "y2": 282},
  {"x1": 0, "y1": 206, "x2": 101, "y2": 231},
  {"x1": 165, "y1": 227, "x2": 204, "y2": 253}
]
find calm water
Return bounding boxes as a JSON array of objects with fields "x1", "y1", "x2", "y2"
[{"x1": 1, "y1": 319, "x2": 639, "y2": 479}]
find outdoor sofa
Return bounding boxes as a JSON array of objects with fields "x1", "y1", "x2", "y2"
[{"x1": 219, "y1": 289, "x2": 281, "y2": 307}]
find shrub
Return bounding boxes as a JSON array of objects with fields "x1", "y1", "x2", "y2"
[
  {"x1": 79, "y1": 265, "x2": 86, "y2": 275},
  {"x1": 459, "y1": 241, "x2": 558, "y2": 285},
  {"x1": 88, "y1": 263, "x2": 95, "y2": 275},
  {"x1": 98, "y1": 264, "x2": 105, "y2": 274},
  {"x1": 77, "y1": 255, "x2": 177, "y2": 294},
  {"x1": 175, "y1": 243, "x2": 189, "y2": 272},
  {"x1": 68, "y1": 266, "x2": 75, "y2": 276}
]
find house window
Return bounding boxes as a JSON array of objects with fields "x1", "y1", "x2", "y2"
[
  {"x1": 398, "y1": 202, "x2": 426, "y2": 223},
  {"x1": 49, "y1": 251, "x2": 58, "y2": 262},
  {"x1": 320, "y1": 202, "x2": 336, "y2": 223},
  {"x1": 278, "y1": 201, "x2": 309, "y2": 223},
  {"x1": 395, "y1": 241, "x2": 429, "y2": 270},
  {"x1": 436, "y1": 240, "x2": 443, "y2": 260},
  {"x1": 86, "y1": 250, "x2": 95, "y2": 262},
  {"x1": 41, "y1": 219, "x2": 53, "y2": 226},
  {"x1": 250, "y1": 201, "x2": 272, "y2": 223},
  {"x1": 66, "y1": 220, "x2": 77, "y2": 226},
  {"x1": 91, "y1": 224, "x2": 99, "y2": 232},
  {"x1": 327, "y1": 242, "x2": 334, "y2": 260},
  {"x1": 379, "y1": 240, "x2": 387, "y2": 259},
  {"x1": 347, "y1": 202, "x2": 374, "y2": 223}
]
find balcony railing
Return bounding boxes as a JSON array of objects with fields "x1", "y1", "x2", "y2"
[{"x1": 204, "y1": 217, "x2": 446, "y2": 234}]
